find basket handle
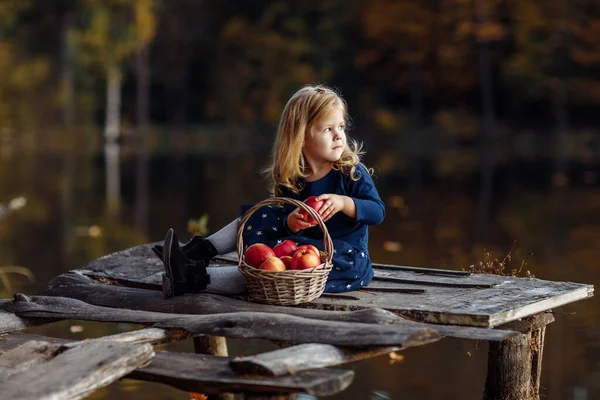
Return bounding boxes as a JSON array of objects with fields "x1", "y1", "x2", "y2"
[{"x1": 236, "y1": 197, "x2": 334, "y2": 267}]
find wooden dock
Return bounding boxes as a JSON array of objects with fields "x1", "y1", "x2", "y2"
[{"x1": 0, "y1": 243, "x2": 593, "y2": 399}]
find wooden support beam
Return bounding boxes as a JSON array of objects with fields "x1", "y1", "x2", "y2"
[
  {"x1": 484, "y1": 313, "x2": 554, "y2": 400},
  {"x1": 193, "y1": 335, "x2": 233, "y2": 400}
]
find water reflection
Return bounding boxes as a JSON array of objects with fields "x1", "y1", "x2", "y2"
[{"x1": 1, "y1": 141, "x2": 598, "y2": 400}]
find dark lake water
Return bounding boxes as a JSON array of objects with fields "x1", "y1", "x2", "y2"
[{"x1": 0, "y1": 142, "x2": 597, "y2": 400}]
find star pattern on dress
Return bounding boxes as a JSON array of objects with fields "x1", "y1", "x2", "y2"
[
  {"x1": 349, "y1": 261, "x2": 354, "y2": 265},
  {"x1": 256, "y1": 231, "x2": 262, "y2": 236},
  {"x1": 346, "y1": 284, "x2": 352, "y2": 289},
  {"x1": 360, "y1": 252, "x2": 366, "y2": 258},
  {"x1": 262, "y1": 214, "x2": 267, "y2": 218},
  {"x1": 272, "y1": 227, "x2": 278, "y2": 231},
  {"x1": 333, "y1": 249, "x2": 337, "y2": 253},
  {"x1": 246, "y1": 225, "x2": 252, "y2": 231},
  {"x1": 335, "y1": 266, "x2": 341, "y2": 270},
  {"x1": 277, "y1": 240, "x2": 283, "y2": 244},
  {"x1": 347, "y1": 249, "x2": 353, "y2": 253},
  {"x1": 360, "y1": 281, "x2": 364, "y2": 286}
]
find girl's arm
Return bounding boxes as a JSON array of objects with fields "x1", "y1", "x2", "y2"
[
  {"x1": 343, "y1": 164, "x2": 385, "y2": 225},
  {"x1": 316, "y1": 164, "x2": 385, "y2": 224}
]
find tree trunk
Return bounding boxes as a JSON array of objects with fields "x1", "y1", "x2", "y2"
[
  {"x1": 104, "y1": 62, "x2": 122, "y2": 142},
  {"x1": 475, "y1": 0, "x2": 497, "y2": 244},
  {"x1": 409, "y1": 62, "x2": 424, "y2": 210},
  {"x1": 60, "y1": 11, "x2": 76, "y2": 266},
  {"x1": 104, "y1": 62, "x2": 122, "y2": 215},
  {"x1": 135, "y1": 46, "x2": 150, "y2": 235}
]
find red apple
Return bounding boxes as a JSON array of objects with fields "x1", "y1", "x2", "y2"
[
  {"x1": 259, "y1": 256, "x2": 287, "y2": 271},
  {"x1": 244, "y1": 243, "x2": 275, "y2": 268},
  {"x1": 294, "y1": 244, "x2": 319, "y2": 257},
  {"x1": 299, "y1": 196, "x2": 325, "y2": 223},
  {"x1": 279, "y1": 255, "x2": 293, "y2": 270},
  {"x1": 273, "y1": 240, "x2": 298, "y2": 258},
  {"x1": 290, "y1": 248, "x2": 322, "y2": 270}
]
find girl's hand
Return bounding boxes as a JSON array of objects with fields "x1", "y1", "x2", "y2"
[
  {"x1": 287, "y1": 207, "x2": 317, "y2": 233},
  {"x1": 316, "y1": 194, "x2": 346, "y2": 222}
]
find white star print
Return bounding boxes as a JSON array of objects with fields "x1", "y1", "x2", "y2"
[
  {"x1": 349, "y1": 261, "x2": 354, "y2": 265},
  {"x1": 262, "y1": 214, "x2": 267, "y2": 218},
  {"x1": 360, "y1": 252, "x2": 366, "y2": 258},
  {"x1": 277, "y1": 240, "x2": 282, "y2": 244},
  {"x1": 333, "y1": 249, "x2": 337, "y2": 253},
  {"x1": 335, "y1": 267, "x2": 340, "y2": 270},
  {"x1": 246, "y1": 225, "x2": 252, "y2": 231},
  {"x1": 346, "y1": 284, "x2": 352, "y2": 289},
  {"x1": 347, "y1": 249, "x2": 353, "y2": 253},
  {"x1": 257, "y1": 231, "x2": 262, "y2": 236},
  {"x1": 360, "y1": 281, "x2": 364, "y2": 286},
  {"x1": 272, "y1": 227, "x2": 278, "y2": 231}
]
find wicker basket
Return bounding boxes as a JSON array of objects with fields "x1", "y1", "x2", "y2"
[{"x1": 237, "y1": 197, "x2": 333, "y2": 305}]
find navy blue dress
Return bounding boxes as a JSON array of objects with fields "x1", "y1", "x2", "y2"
[{"x1": 239, "y1": 164, "x2": 386, "y2": 293}]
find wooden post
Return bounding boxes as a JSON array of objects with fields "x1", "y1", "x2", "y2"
[
  {"x1": 193, "y1": 335, "x2": 233, "y2": 400},
  {"x1": 483, "y1": 313, "x2": 553, "y2": 400}
]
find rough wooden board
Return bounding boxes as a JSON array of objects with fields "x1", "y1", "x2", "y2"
[
  {"x1": 0, "y1": 340, "x2": 61, "y2": 381},
  {"x1": 0, "y1": 340, "x2": 154, "y2": 400},
  {"x1": 75, "y1": 243, "x2": 594, "y2": 327},
  {"x1": 229, "y1": 343, "x2": 400, "y2": 377},
  {"x1": 40, "y1": 272, "x2": 519, "y2": 341},
  {"x1": 0, "y1": 299, "x2": 55, "y2": 334},
  {"x1": 62, "y1": 327, "x2": 193, "y2": 349},
  {"x1": 0, "y1": 333, "x2": 354, "y2": 397},
  {"x1": 131, "y1": 351, "x2": 354, "y2": 396},
  {"x1": 0, "y1": 295, "x2": 441, "y2": 348}
]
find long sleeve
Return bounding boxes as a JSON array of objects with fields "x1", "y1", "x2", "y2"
[{"x1": 346, "y1": 164, "x2": 385, "y2": 225}]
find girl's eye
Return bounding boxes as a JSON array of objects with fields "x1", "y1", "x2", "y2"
[{"x1": 324, "y1": 127, "x2": 332, "y2": 133}]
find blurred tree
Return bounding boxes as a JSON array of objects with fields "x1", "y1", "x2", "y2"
[
  {"x1": 73, "y1": 0, "x2": 156, "y2": 215},
  {"x1": 356, "y1": 0, "x2": 435, "y2": 202},
  {"x1": 505, "y1": 0, "x2": 572, "y2": 184},
  {"x1": 133, "y1": 0, "x2": 156, "y2": 236}
]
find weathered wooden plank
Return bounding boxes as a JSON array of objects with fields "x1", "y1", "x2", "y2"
[
  {"x1": 0, "y1": 340, "x2": 154, "y2": 400},
  {"x1": 0, "y1": 340, "x2": 62, "y2": 381},
  {"x1": 229, "y1": 343, "x2": 399, "y2": 377},
  {"x1": 39, "y1": 272, "x2": 519, "y2": 341},
  {"x1": 63, "y1": 327, "x2": 193, "y2": 349},
  {"x1": 0, "y1": 333, "x2": 354, "y2": 397},
  {"x1": 74, "y1": 243, "x2": 594, "y2": 327},
  {"x1": 0, "y1": 294, "x2": 442, "y2": 348},
  {"x1": 0, "y1": 299, "x2": 56, "y2": 333},
  {"x1": 372, "y1": 262, "x2": 472, "y2": 277},
  {"x1": 130, "y1": 350, "x2": 354, "y2": 397}
]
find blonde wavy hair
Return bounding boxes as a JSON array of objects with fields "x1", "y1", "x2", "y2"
[{"x1": 264, "y1": 84, "x2": 369, "y2": 196}]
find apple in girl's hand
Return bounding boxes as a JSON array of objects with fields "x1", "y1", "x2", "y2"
[
  {"x1": 244, "y1": 243, "x2": 275, "y2": 268},
  {"x1": 259, "y1": 256, "x2": 287, "y2": 271},
  {"x1": 279, "y1": 255, "x2": 293, "y2": 269},
  {"x1": 273, "y1": 240, "x2": 298, "y2": 257},
  {"x1": 299, "y1": 196, "x2": 325, "y2": 223},
  {"x1": 295, "y1": 244, "x2": 319, "y2": 257},
  {"x1": 290, "y1": 247, "x2": 322, "y2": 270}
]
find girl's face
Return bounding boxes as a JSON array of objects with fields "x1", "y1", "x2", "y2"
[{"x1": 303, "y1": 105, "x2": 347, "y2": 167}]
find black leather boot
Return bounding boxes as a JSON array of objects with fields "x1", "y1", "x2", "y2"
[
  {"x1": 161, "y1": 229, "x2": 211, "y2": 298},
  {"x1": 152, "y1": 235, "x2": 218, "y2": 266}
]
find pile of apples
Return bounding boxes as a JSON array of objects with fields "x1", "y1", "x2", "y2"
[{"x1": 243, "y1": 240, "x2": 322, "y2": 271}]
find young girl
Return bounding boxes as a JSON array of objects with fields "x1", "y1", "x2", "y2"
[{"x1": 154, "y1": 84, "x2": 385, "y2": 298}]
